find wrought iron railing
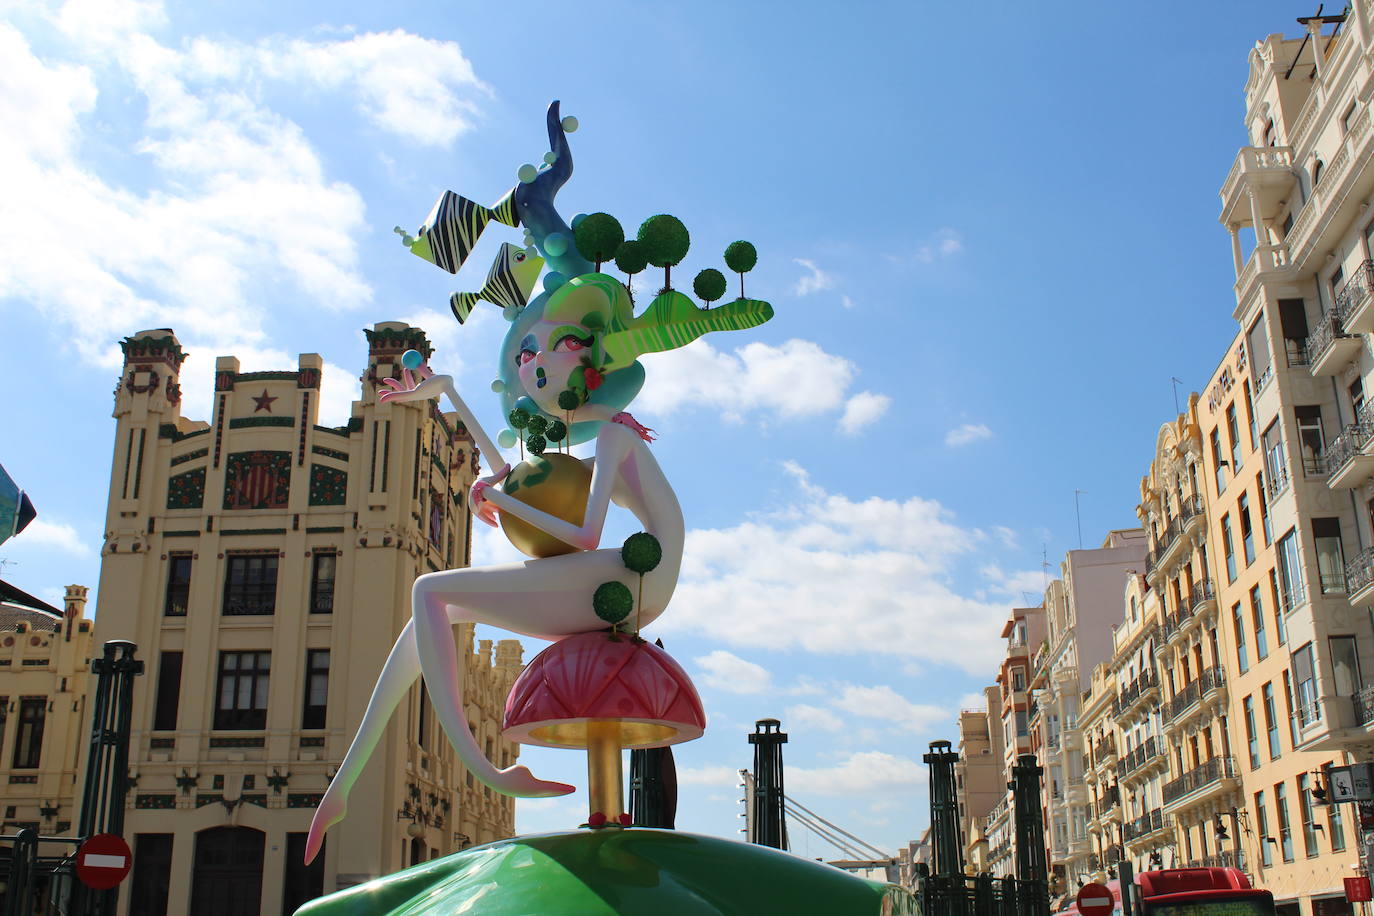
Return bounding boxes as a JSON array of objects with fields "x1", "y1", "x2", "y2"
[
  {"x1": 1346, "y1": 546, "x2": 1374, "y2": 596},
  {"x1": 1267, "y1": 463, "x2": 1291, "y2": 498},
  {"x1": 1122, "y1": 808, "x2": 1165, "y2": 841},
  {"x1": 1190, "y1": 578, "x2": 1215, "y2": 611},
  {"x1": 1353, "y1": 683, "x2": 1374, "y2": 727},
  {"x1": 1115, "y1": 736, "x2": 1160, "y2": 780},
  {"x1": 1304, "y1": 308, "x2": 1354, "y2": 366},
  {"x1": 1334, "y1": 259, "x2": 1374, "y2": 318},
  {"x1": 1162, "y1": 756, "x2": 1237, "y2": 805}
]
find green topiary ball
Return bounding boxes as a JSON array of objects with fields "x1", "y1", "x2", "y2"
[
  {"x1": 693, "y1": 268, "x2": 727, "y2": 303},
  {"x1": 614, "y1": 239, "x2": 648, "y2": 275},
  {"x1": 593, "y1": 581, "x2": 634, "y2": 624},
  {"x1": 508, "y1": 408, "x2": 531, "y2": 429},
  {"x1": 557, "y1": 389, "x2": 582, "y2": 411},
  {"x1": 724, "y1": 240, "x2": 758, "y2": 274},
  {"x1": 525, "y1": 415, "x2": 548, "y2": 434},
  {"x1": 526, "y1": 433, "x2": 547, "y2": 456},
  {"x1": 637, "y1": 215, "x2": 690, "y2": 268},
  {"x1": 621, "y1": 532, "x2": 662, "y2": 575},
  {"x1": 573, "y1": 212, "x2": 625, "y2": 266},
  {"x1": 546, "y1": 419, "x2": 568, "y2": 442}
]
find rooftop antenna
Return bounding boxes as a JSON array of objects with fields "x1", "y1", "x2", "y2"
[
  {"x1": 1041, "y1": 544, "x2": 1051, "y2": 593},
  {"x1": 1073, "y1": 489, "x2": 1086, "y2": 549},
  {"x1": 1170, "y1": 377, "x2": 1184, "y2": 415}
]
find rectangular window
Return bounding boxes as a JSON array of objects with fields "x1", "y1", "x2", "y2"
[
  {"x1": 1012, "y1": 669, "x2": 1026, "y2": 691},
  {"x1": 1299, "y1": 774, "x2": 1320, "y2": 857},
  {"x1": 214, "y1": 651, "x2": 270, "y2": 730},
  {"x1": 130, "y1": 833, "x2": 173, "y2": 916},
  {"x1": 1244, "y1": 381, "x2": 1259, "y2": 447},
  {"x1": 1313, "y1": 518, "x2": 1346, "y2": 594},
  {"x1": 1233, "y1": 602, "x2": 1249, "y2": 673},
  {"x1": 1263, "y1": 421, "x2": 1287, "y2": 494},
  {"x1": 164, "y1": 555, "x2": 192, "y2": 616},
  {"x1": 11, "y1": 697, "x2": 45, "y2": 769},
  {"x1": 152, "y1": 651, "x2": 182, "y2": 732},
  {"x1": 1223, "y1": 515, "x2": 1238, "y2": 583},
  {"x1": 1329, "y1": 635, "x2": 1362, "y2": 698},
  {"x1": 1263, "y1": 682, "x2": 1281, "y2": 759},
  {"x1": 1248, "y1": 315, "x2": 1273, "y2": 386},
  {"x1": 1244, "y1": 696, "x2": 1260, "y2": 769},
  {"x1": 1015, "y1": 709, "x2": 1029, "y2": 736},
  {"x1": 1257, "y1": 475, "x2": 1272, "y2": 545},
  {"x1": 1240, "y1": 494, "x2": 1255, "y2": 566},
  {"x1": 1276, "y1": 782, "x2": 1294, "y2": 862},
  {"x1": 1250, "y1": 586, "x2": 1269, "y2": 660},
  {"x1": 1270, "y1": 570, "x2": 1288, "y2": 644},
  {"x1": 1283, "y1": 670, "x2": 1301, "y2": 748},
  {"x1": 1256, "y1": 791, "x2": 1273, "y2": 867},
  {"x1": 1277, "y1": 530, "x2": 1305, "y2": 611},
  {"x1": 310, "y1": 553, "x2": 336, "y2": 614},
  {"x1": 1212, "y1": 428, "x2": 1227, "y2": 495},
  {"x1": 301, "y1": 649, "x2": 329, "y2": 730},
  {"x1": 1293, "y1": 644, "x2": 1320, "y2": 728},
  {"x1": 1295, "y1": 406, "x2": 1325, "y2": 476},
  {"x1": 1279, "y1": 299, "x2": 1310, "y2": 367},
  {"x1": 1351, "y1": 377, "x2": 1366, "y2": 420},
  {"x1": 223, "y1": 555, "x2": 278, "y2": 616},
  {"x1": 282, "y1": 834, "x2": 326, "y2": 916},
  {"x1": 1227, "y1": 404, "x2": 1243, "y2": 469},
  {"x1": 418, "y1": 678, "x2": 430, "y2": 749}
]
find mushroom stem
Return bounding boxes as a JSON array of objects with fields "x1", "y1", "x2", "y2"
[{"x1": 585, "y1": 719, "x2": 625, "y2": 822}]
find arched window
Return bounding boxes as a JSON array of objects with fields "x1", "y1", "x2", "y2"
[{"x1": 1312, "y1": 158, "x2": 1326, "y2": 188}]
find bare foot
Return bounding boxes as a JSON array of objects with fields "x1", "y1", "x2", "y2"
[
  {"x1": 490, "y1": 765, "x2": 575, "y2": 798},
  {"x1": 304, "y1": 790, "x2": 347, "y2": 865}
]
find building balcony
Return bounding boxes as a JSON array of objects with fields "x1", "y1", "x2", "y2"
[
  {"x1": 1352, "y1": 683, "x2": 1374, "y2": 728},
  {"x1": 1337, "y1": 260, "x2": 1374, "y2": 335},
  {"x1": 1234, "y1": 244, "x2": 1292, "y2": 313},
  {"x1": 1162, "y1": 667, "x2": 1226, "y2": 727},
  {"x1": 1115, "y1": 736, "x2": 1161, "y2": 783},
  {"x1": 1305, "y1": 309, "x2": 1363, "y2": 376},
  {"x1": 1184, "y1": 851, "x2": 1241, "y2": 870},
  {"x1": 1114, "y1": 670, "x2": 1159, "y2": 719},
  {"x1": 1220, "y1": 146, "x2": 1296, "y2": 226},
  {"x1": 1323, "y1": 411, "x2": 1374, "y2": 489},
  {"x1": 1161, "y1": 756, "x2": 1238, "y2": 810},
  {"x1": 1190, "y1": 578, "x2": 1217, "y2": 615},
  {"x1": 1121, "y1": 808, "x2": 1167, "y2": 845},
  {"x1": 1147, "y1": 496, "x2": 1203, "y2": 577},
  {"x1": 1346, "y1": 547, "x2": 1374, "y2": 606}
]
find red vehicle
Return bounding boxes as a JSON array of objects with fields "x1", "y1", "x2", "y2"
[
  {"x1": 1054, "y1": 869, "x2": 1276, "y2": 916},
  {"x1": 1135, "y1": 868, "x2": 1276, "y2": 916}
]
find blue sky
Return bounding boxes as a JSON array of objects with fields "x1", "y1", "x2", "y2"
[{"x1": 0, "y1": 0, "x2": 1306, "y2": 858}]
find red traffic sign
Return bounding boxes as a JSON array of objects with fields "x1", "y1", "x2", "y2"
[
  {"x1": 75, "y1": 833, "x2": 132, "y2": 890},
  {"x1": 1077, "y1": 882, "x2": 1115, "y2": 916}
]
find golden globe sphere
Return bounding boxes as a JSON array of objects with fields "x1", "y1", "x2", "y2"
[{"x1": 499, "y1": 453, "x2": 593, "y2": 558}]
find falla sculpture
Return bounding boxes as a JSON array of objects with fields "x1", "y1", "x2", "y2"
[{"x1": 296, "y1": 102, "x2": 916, "y2": 916}]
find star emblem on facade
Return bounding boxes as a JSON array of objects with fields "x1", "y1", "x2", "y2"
[{"x1": 252, "y1": 390, "x2": 277, "y2": 412}]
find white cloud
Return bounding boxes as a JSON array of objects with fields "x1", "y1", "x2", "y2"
[
  {"x1": 787, "y1": 751, "x2": 925, "y2": 797},
  {"x1": 792, "y1": 258, "x2": 835, "y2": 296},
  {"x1": 841, "y1": 294, "x2": 856, "y2": 309},
  {"x1": 676, "y1": 764, "x2": 739, "y2": 787},
  {"x1": 13, "y1": 518, "x2": 93, "y2": 557},
  {"x1": 787, "y1": 703, "x2": 846, "y2": 732},
  {"x1": 911, "y1": 228, "x2": 964, "y2": 264},
  {"x1": 944, "y1": 423, "x2": 993, "y2": 447},
  {"x1": 992, "y1": 526, "x2": 1018, "y2": 549},
  {"x1": 0, "y1": 9, "x2": 489, "y2": 390},
  {"x1": 694, "y1": 650, "x2": 773, "y2": 694},
  {"x1": 839, "y1": 392, "x2": 891, "y2": 435},
  {"x1": 661, "y1": 463, "x2": 1016, "y2": 674},
  {"x1": 832, "y1": 684, "x2": 945, "y2": 732},
  {"x1": 958, "y1": 691, "x2": 990, "y2": 711},
  {"x1": 638, "y1": 339, "x2": 886, "y2": 436}
]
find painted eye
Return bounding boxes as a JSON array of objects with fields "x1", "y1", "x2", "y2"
[
  {"x1": 553, "y1": 334, "x2": 590, "y2": 352},
  {"x1": 517, "y1": 349, "x2": 536, "y2": 365},
  {"x1": 514, "y1": 252, "x2": 526, "y2": 262}
]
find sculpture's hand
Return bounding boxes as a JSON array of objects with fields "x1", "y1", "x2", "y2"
[
  {"x1": 469, "y1": 464, "x2": 511, "y2": 527},
  {"x1": 378, "y1": 366, "x2": 447, "y2": 404}
]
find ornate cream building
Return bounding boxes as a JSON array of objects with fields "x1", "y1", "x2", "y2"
[
  {"x1": 96, "y1": 325, "x2": 523, "y2": 916},
  {"x1": 0, "y1": 582, "x2": 97, "y2": 851}
]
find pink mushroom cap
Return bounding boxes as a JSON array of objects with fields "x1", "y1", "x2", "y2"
[{"x1": 503, "y1": 632, "x2": 706, "y2": 750}]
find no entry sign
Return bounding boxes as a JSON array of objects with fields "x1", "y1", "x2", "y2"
[
  {"x1": 1077, "y1": 882, "x2": 1115, "y2": 916},
  {"x1": 75, "y1": 833, "x2": 132, "y2": 890}
]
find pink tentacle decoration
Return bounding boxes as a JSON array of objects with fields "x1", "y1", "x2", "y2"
[{"x1": 611, "y1": 412, "x2": 656, "y2": 442}]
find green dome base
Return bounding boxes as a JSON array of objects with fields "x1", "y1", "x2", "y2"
[{"x1": 295, "y1": 829, "x2": 918, "y2": 915}]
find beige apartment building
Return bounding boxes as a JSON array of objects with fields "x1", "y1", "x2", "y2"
[
  {"x1": 986, "y1": 606, "x2": 1046, "y2": 877},
  {"x1": 956, "y1": 686, "x2": 1006, "y2": 873},
  {"x1": 97, "y1": 326, "x2": 522, "y2": 916},
  {"x1": 1203, "y1": 5, "x2": 1374, "y2": 914},
  {"x1": 1079, "y1": 661, "x2": 1122, "y2": 880},
  {"x1": 0, "y1": 582, "x2": 96, "y2": 847},
  {"x1": 1027, "y1": 530, "x2": 1146, "y2": 891}
]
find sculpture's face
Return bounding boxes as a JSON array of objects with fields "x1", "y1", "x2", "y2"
[{"x1": 514, "y1": 316, "x2": 594, "y2": 415}]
